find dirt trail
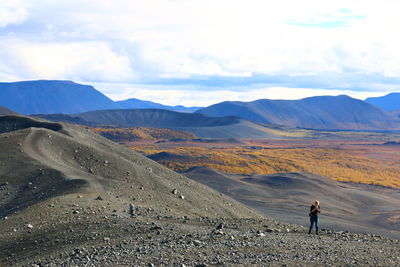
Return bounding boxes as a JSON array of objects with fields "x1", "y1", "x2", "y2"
[{"x1": 22, "y1": 127, "x2": 105, "y2": 193}]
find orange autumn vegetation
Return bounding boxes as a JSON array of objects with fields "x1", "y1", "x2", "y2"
[
  {"x1": 132, "y1": 145, "x2": 400, "y2": 188},
  {"x1": 90, "y1": 127, "x2": 196, "y2": 142}
]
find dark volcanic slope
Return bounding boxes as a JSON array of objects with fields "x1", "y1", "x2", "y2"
[
  {"x1": 196, "y1": 95, "x2": 400, "y2": 130},
  {"x1": 366, "y1": 92, "x2": 400, "y2": 111},
  {"x1": 116, "y1": 98, "x2": 201, "y2": 112},
  {"x1": 38, "y1": 109, "x2": 286, "y2": 139},
  {"x1": 76, "y1": 108, "x2": 240, "y2": 127},
  {"x1": 0, "y1": 115, "x2": 258, "y2": 220},
  {"x1": 0, "y1": 115, "x2": 261, "y2": 265},
  {"x1": 0, "y1": 80, "x2": 120, "y2": 114},
  {"x1": 0, "y1": 106, "x2": 17, "y2": 115},
  {"x1": 184, "y1": 167, "x2": 400, "y2": 239}
]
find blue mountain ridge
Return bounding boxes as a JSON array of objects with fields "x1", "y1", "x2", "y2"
[
  {"x1": 365, "y1": 93, "x2": 400, "y2": 112},
  {"x1": 195, "y1": 95, "x2": 400, "y2": 130},
  {"x1": 116, "y1": 98, "x2": 201, "y2": 112},
  {"x1": 0, "y1": 80, "x2": 200, "y2": 115}
]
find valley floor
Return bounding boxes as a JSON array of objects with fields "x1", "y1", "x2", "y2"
[{"x1": 129, "y1": 139, "x2": 400, "y2": 188}]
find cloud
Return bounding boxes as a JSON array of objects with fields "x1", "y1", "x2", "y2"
[
  {"x1": 0, "y1": 38, "x2": 137, "y2": 82},
  {"x1": 0, "y1": 0, "x2": 28, "y2": 27},
  {"x1": 0, "y1": 0, "x2": 400, "y2": 105},
  {"x1": 286, "y1": 8, "x2": 366, "y2": 28}
]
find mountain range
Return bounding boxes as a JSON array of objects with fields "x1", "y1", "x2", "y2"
[
  {"x1": 195, "y1": 95, "x2": 400, "y2": 130},
  {"x1": 365, "y1": 93, "x2": 400, "y2": 112},
  {"x1": 0, "y1": 80, "x2": 200, "y2": 115},
  {"x1": 116, "y1": 98, "x2": 201, "y2": 112},
  {"x1": 2, "y1": 80, "x2": 400, "y2": 131}
]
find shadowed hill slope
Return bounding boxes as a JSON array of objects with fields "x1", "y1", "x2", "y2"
[
  {"x1": 0, "y1": 115, "x2": 260, "y2": 219},
  {"x1": 183, "y1": 167, "x2": 400, "y2": 239},
  {"x1": 196, "y1": 95, "x2": 400, "y2": 130},
  {"x1": 36, "y1": 109, "x2": 291, "y2": 139},
  {"x1": 76, "y1": 108, "x2": 241, "y2": 127}
]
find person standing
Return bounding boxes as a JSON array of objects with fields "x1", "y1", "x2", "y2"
[{"x1": 308, "y1": 201, "x2": 320, "y2": 235}]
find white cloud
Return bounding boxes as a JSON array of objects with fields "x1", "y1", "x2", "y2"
[
  {"x1": 0, "y1": 38, "x2": 137, "y2": 81},
  {"x1": 1, "y1": 0, "x2": 400, "y2": 104},
  {"x1": 0, "y1": 0, "x2": 28, "y2": 27}
]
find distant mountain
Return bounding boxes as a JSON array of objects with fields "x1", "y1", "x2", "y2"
[
  {"x1": 390, "y1": 110, "x2": 400, "y2": 119},
  {"x1": 0, "y1": 80, "x2": 201, "y2": 115},
  {"x1": 383, "y1": 141, "x2": 400, "y2": 146},
  {"x1": 195, "y1": 95, "x2": 400, "y2": 130},
  {"x1": 0, "y1": 80, "x2": 120, "y2": 114},
  {"x1": 365, "y1": 93, "x2": 400, "y2": 111},
  {"x1": 35, "y1": 109, "x2": 294, "y2": 139},
  {"x1": 0, "y1": 106, "x2": 17, "y2": 115},
  {"x1": 116, "y1": 98, "x2": 201, "y2": 113}
]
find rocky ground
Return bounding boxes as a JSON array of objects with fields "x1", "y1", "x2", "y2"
[{"x1": 1, "y1": 201, "x2": 399, "y2": 267}]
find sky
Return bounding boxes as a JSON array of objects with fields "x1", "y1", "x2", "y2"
[{"x1": 1, "y1": 0, "x2": 400, "y2": 106}]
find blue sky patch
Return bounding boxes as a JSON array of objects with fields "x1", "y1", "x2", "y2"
[{"x1": 287, "y1": 9, "x2": 366, "y2": 28}]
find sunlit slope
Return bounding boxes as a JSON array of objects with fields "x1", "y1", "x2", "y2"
[{"x1": 90, "y1": 127, "x2": 197, "y2": 142}]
